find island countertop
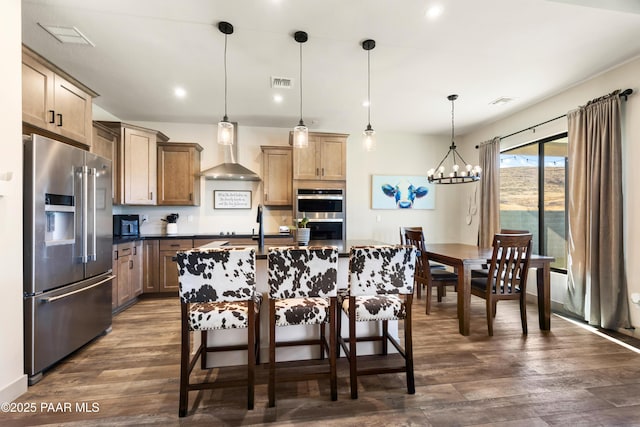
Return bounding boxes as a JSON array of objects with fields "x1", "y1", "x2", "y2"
[{"x1": 197, "y1": 239, "x2": 386, "y2": 259}]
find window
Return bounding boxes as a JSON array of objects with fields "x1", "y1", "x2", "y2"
[{"x1": 499, "y1": 133, "x2": 567, "y2": 271}]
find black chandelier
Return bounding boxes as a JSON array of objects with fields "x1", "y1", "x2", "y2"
[{"x1": 427, "y1": 94, "x2": 481, "y2": 184}]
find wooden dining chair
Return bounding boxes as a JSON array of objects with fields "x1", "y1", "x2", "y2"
[
  {"x1": 470, "y1": 233, "x2": 533, "y2": 336},
  {"x1": 472, "y1": 229, "x2": 530, "y2": 279},
  {"x1": 404, "y1": 229, "x2": 458, "y2": 314},
  {"x1": 267, "y1": 246, "x2": 338, "y2": 407},
  {"x1": 175, "y1": 247, "x2": 260, "y2": 416},
  {"x1": 399, "y1": 226, "x2": 446, "y2": 275},
  {"x1": 337, "y1": 245, "x2": 417, "y2": 399}
]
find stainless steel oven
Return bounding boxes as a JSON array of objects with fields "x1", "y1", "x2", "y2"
[{"x1": 296, "y1": 188, "x2": 345, "y2": 241}]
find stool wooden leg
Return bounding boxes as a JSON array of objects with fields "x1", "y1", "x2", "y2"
[
  {"x1": 349, "y1": 296, "x2": 358, "y2": 400},
  {"x1": 404, "y1": 296, "x2": 415, "y2": 394},
  {"x1": 320, "y1": 322, "x2": 326, "y2": 360},
  {"x1": 382, "y1": 320, "x2": 388, "y2": 355},
  {"x1": 268, "y1": 299, "x2": 276, "y2": 407},
  {"x1": 329, "y1": 297, "x2": 337, "y2": 401},
  {"x1": 200, "y1": 331, "x2": 207, "y2": 369},
  {"x1": 179, "y1": 304, "x2": 190, "y2": 417},
  {"x1": 247, "y1": 300, "x2": 255, "y2": 410}
]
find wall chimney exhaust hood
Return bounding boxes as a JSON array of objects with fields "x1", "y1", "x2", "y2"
[{"x1": 200, "y1": 125, "x2": 261, "y2": 181}]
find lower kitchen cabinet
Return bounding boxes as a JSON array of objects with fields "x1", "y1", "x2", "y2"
[
  {"x1": 143, "y1": 239, "x2": 160, "y2": 292},
  {"x1": 112, "y1": 240, "x2": 143, "y2": 312},
  {"x1": 159, "y1": 239, "x2": 193, "y2": 293}
]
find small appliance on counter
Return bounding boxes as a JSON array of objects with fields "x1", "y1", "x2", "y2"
[
  {"x1": 113, "y1": 214, "x2": 140, "y2": 237},
  {"x1": 162, "y1": 213, "x2": 180, "y2": 235}
]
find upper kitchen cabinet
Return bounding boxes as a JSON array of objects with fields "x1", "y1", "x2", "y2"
[
  {"x1": 98, "y1": 122, "x2": 169, "y2": 205},
  {"x1": 92, "y1": 122, "x2": 118, "y2": 199},
  {"x1": 157, "y1": 142, "x2": 203, "y2": 206},
  {"x1": 261, "y1": 145, "x2": 292, "y2": 206},
  {"x1": 292, "y1": 132, "x2": 348, "y2": 181},
  {"x1": 22, "y1": 45, "x2": 97, "y2": 148}
]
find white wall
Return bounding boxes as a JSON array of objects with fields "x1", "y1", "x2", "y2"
[
  {"x1": 460, "y1": 56, "x2": 640, "y2": 332},
  {"x1": 0, "y1": 0, "x2": 27, "y2": 403},
  {"x1": 115, "y1": 122, "x2": 468, "y2": 244}
]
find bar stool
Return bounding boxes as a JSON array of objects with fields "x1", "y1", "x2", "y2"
[
  {"x1": 267, "y1": 246, "x2": 338, "y2": 407},
  {"x1": 175, "y1": 247, "x2": 260, "y2": 417},
  {"x1": 337, "y1": 245, "x2": 417, "y2": 399}
]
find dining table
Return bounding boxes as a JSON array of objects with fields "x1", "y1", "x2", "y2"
[{"x1": 424, "y1": 243, "x2": 555, "y2": 336}]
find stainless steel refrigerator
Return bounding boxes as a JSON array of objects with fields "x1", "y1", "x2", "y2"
[{"x1": 23, "y1": 134, "x2": 114, "y2": 385}]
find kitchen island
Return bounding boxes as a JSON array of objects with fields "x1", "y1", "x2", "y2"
[{"x1": 193, "y1": 239, "x2": 400, "y2": 367}]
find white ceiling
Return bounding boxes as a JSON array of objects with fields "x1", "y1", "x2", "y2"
[{"x1": 21, "y1": 0, "x2": 640, "y2": 137}]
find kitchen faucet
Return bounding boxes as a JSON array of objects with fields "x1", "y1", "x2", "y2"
[{"x1": 254, "y1": 204, "x2": 264, "y2": 250}]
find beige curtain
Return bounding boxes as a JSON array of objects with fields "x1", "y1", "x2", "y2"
[
  {"x1": 478, "y1": 137, "x2": 501, "y2": 248},
  {"x1": 565, "y1": 90, "x2": 631, "y2": 329}
]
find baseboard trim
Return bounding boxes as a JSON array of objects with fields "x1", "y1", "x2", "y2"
[{"x1": 0, "y1": 374, "x2": 28, "y2": 403}]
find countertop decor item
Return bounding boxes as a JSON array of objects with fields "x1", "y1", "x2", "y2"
[
  {"x1": 296, "y1": 215, "x2": 310, "y2": 246},
  {"x1": 162, "y1": 213, "x2": 179, "y2": 235},
  {"x1": 427, "y1": 94, "x2": 482, "y2": 184}
]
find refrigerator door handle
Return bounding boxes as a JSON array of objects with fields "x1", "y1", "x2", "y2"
[
  {"x1": 39, "y1": 275, "x2": 115, "y2": 303},
  {"x1": 81, "y1": 166, "x2": 89, "y2": 263},
  {"x1": 89, "y1": 167, "x2": 97, "y2": 261}
]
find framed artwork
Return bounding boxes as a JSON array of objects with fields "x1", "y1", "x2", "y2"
[
  {"x1": 214, "y1": 190, "x2": 252, "y2": 209},
  {"x1": 371, "y1": 175, "x2": 435, "y2": 209}
]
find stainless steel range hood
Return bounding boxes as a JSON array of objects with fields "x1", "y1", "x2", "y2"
[{"x1": 200, "y1": 125, "x2": 261, "y2": 181}]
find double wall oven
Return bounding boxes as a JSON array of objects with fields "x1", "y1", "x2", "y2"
[{"x1": 295, "y1": 188, "x2": 345, "y2": 241}]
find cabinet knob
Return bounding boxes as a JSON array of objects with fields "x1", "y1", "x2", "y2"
[
  {"x1": 316, "y1": 168, "x2": 319, "y2": 177},
  {"x1": 56, "y1": 113, "x2": 63, "y2": 127},
  {"x1": 129, "y1": 260, "x2": 133, "y2": 269},
  {"x1": 265, "y1": 193, "x2": 268, "y2": 201},
  {"x1": 48, "y1": 110, "x2": 55, "y2": 124},
  {"x1": 322, "y1": 168, "x2": 325, "y2": 176}
]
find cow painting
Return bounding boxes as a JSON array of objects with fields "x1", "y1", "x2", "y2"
[{"x1": 381, "y1": 179, "x2": 429, "y2": 209}]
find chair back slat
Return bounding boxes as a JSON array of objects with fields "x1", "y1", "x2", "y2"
[
  {"x1": 176, "y1": 247, "x2": 256, "y2": 303},
  {"x1": 487, "y1": 234, "x2": 532, "y2": 295},
  {"x1": 268, "y1": 246, "x2": 338, "y2": 298},
  {"x1": 403, "y1": 229, "x2": 427, "y2": 281},
  {"x1": 348, "y1": 245, "x2": 417, "y2": 296}
]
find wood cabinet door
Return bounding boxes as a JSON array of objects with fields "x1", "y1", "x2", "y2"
[
  {"x1": 92, "y1": 123, "x2": 118, "y2": 201},
  {"x1": 158, "y1": 239, "x2": 193, "y2": 293},
  {"x1": 131, "y1": 240, "x2": 143, "y2": 296},
  {"x1": 117, "y1": 247, "x2": 133, "y2": 306},
  {"x1": 22, "y1": 54, "x2": 54, "y2": 130},
  {"x1": 123, "y1": 128, "x2": 157, "y2": 205},
  {"x1": 53, "y1": 75, "x2": 92, "y2": 146},
  {"x1": 112, "y1": 245, "x2": 119, "y2": 311},
  {"x1": 143, "y1": 239, "x2": 160, "y2": 293},
  {"x1": 262, "y1": 147, "x2": 292, "y2": 206},
  {"x1": 157, "y1": 143, "x2": 201, "y2": 206},
  {"x1": 318, "y1": 136, "x2": 347, "y2": 180},
  {"x1": 292, "y1": 135, "x2": 319, "y2": 180},
  {"x1": 159, "y1": 251, "x2": 180, "y2": 293}
]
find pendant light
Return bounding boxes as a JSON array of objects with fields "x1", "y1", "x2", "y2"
[
  {"x1": 217, "y1": 21, "x2": 234, "y2": 146},
  {"x1": 362, "y1": 39, "x2": 376, "y2": 151},
  {"x1": 292, "y1": 31, "x2": 309, "y2": 148},
  {"x1": 427, "y1": 94, "x2": 481, "y2": 184}
]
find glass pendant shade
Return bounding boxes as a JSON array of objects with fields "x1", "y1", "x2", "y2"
[
  {"x1": 217, "y1": 118, "x2": 234, "y2": 145},
  {"x1": 293, "y1": 121, "x2": 308, "y2": 148},
  {"x1": 363, "y1": 125, "x2": 376, "y2": 151}
]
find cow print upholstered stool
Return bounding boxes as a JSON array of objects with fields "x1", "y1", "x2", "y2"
[
  {"x1": 176, "y1": 247, "x2": 260, "y2": 416},
  {"x1": 337, "y1": 245, "x2": 417, "y2": 399},
  {"x1": 267, "y1": 246, "x2": 338, "y2": 407}
]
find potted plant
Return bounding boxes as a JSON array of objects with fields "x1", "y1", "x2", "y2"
[{"x1": 296, "y1": 215, "x2": 310, "y2": 246}]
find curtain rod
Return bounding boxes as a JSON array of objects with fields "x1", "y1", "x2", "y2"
[{"x1": 475, "y1": 88, "x2": 633, "y2": 148}]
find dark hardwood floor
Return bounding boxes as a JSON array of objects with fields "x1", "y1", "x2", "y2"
[{"x1": 5, "y1": 293, "x2": 640, "y2": 426}]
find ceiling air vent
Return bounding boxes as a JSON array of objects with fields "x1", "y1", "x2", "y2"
[
  {"x1": 271, "y1": 76, "x2": 293, "y2": 89},
  {"x1": 38, "y1": 23, "x2": 95, "y2": 46}
]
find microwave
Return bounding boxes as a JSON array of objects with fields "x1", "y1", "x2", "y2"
[{"x1": 113, "y1": 214, "x2": 140, "y2": 237}]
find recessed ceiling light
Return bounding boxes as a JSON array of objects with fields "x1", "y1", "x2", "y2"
[
  {"x1": 38, "y1": 23, "x2": 95, "y2": 46},
  {"x1": 273, "y1": 94, "x2": 283, "y2": 103},
  {"x1": 174, "y1": 87, "x2": 187, "y2": 98},
  {"x1": 362, "y1": 100, "x2": 370, "y2": 107},
  {"x1": 425, "y1": 4, "x2": 443, "y2": 20}
]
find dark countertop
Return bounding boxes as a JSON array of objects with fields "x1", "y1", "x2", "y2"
[{"x1": 113, "y1": 233, "x2": 293, "y2": 245}]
